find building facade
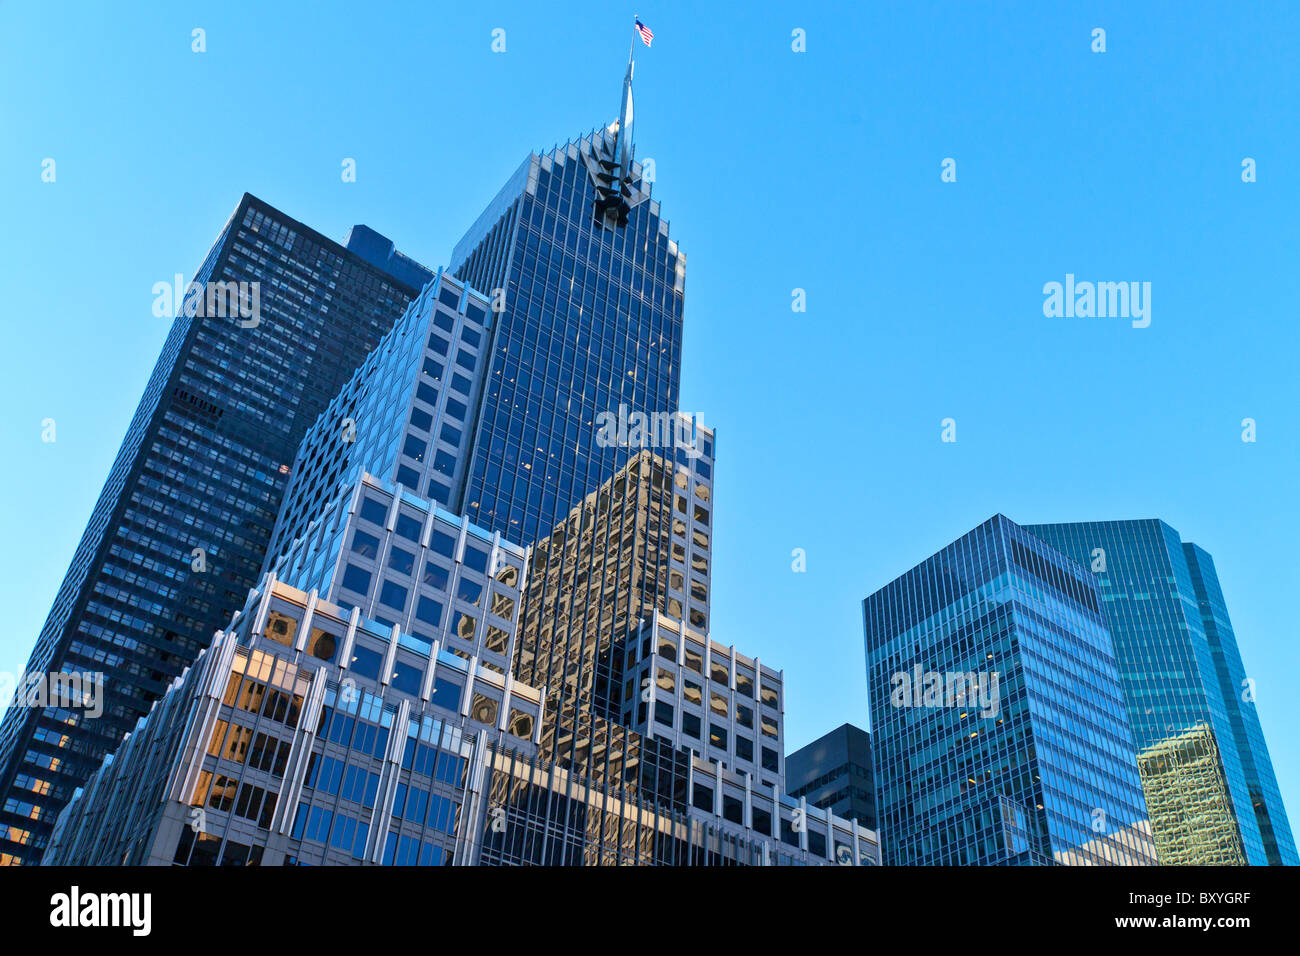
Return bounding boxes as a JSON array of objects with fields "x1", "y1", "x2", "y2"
[
  {"x1": 1025, "y1": 520, "x2": 1297, "y2": 866},
  {"x1": 863, "y1": 515, "x2": 1157, "y2": 866},
  {"x1": 0, "y1": 195, "x2": 431, "y2": 866},
  {"x1": 42, "y1": 62, "x2": 881, "y2": 867},
  {"x1": 787, "y1": 723, "x2": 876, "y2": 832}
]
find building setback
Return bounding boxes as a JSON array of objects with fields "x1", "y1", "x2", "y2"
[
  {"x1": 863, "y1": 515, "x2": 1156, "y2": 866},
  {"x1": 0, "y1": 195, "x2": 431, "y2": 866},
  {"x1": 1025, "y1": 520, "x2": 1297, "y2": 865},
  {"x1": 45, "y1": 475, "x2": 875, "y2": 867},
  {"x1": 41, "y1": 58, "x2": 880, "y2": 867}
]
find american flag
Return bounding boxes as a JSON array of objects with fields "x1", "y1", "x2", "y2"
[{"x1": 634, "y1": 17, "x2": 654, "y2": 47}]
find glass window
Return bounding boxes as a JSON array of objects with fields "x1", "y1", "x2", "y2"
[
  {"x1": 422, "y1": 560, "x2": 449, "y2": 590},
  {"x1": 388, "y1": 547, "x2": 415, "y2": 576},
  {"x1": 470, "y1": 693, "x2": 499, "y2": 725},
  {"x1": 350, "y1": 531, "x2": 380, "y2": 558},
  {"x1": 350, "y1": 645, "x2": 382, "y2": 681},
  {"x1": 415, "y1": 596, "x2": 444, "y2": 628},
  {"x1": 341, "y1": 564, "x2": 372, "y2": 595},
  {"x1": 264, "y1": 610, "x2": 297, "y2": 647},
  {"x1": 379, "y1": 579, "x2": 408, "y2": 611},
  {"x1": 394, "y1": 514, "x2": 422, "y2": 543},
  {"x1": 359, "y1": 498, "x2": 388, "y2": 526}
]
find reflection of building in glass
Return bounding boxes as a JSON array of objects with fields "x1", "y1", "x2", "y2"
[
  {"x1": 1136, "y1": 724, "x2": 1245, "y2": 866},
  {"x1": 864, "y1": 515, "x2": 1156, "y2": 866},
  {"x1": 1027, "y1": 520, "x2": 1296, "y2": 866},
  {"x1": 47, "y1": 472, "x2": 875, "y2": 866}
]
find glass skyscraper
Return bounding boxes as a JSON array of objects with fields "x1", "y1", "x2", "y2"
[
  {"x1": 450, "y1": 62, "x2": 686, "y2": 549},
  {"x1": 0, "y1": 196, "x2": 430, "y2": 865},
  {"x1": 786, "y1": 723, "x2": 877, "y2": 831},
  {"x1": 1026, "y1": 520, "x2": 1297, "y2": 865},
  {"x1": 863, "y1": 515, "x2": 1156, "y2": 865}
]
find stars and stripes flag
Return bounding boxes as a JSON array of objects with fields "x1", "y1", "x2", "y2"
[{"x1": 634, "y1": 17, "x2": 654, "y2": 47}]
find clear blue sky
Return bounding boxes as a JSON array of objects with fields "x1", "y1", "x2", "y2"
[{"x1": 2, "y1": 2, "x2": 1297, "y2": 830}]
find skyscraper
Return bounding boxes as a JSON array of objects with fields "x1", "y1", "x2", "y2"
[
  {"x1": 863, "y1": 515, "x2": 1156, "y2": 865},
  {"x1": 40, "y1": 53, "x2": 880, "y2": 868},
  {"x1": 0, "y1": 195, "x2": 431, "y2": 865},
  {"x1": 786, "y1": 723, "x2": 876, "y2": 831},
  {"x1": 450, "y1": 55, "x2": 686, "y2": 548},
  {"x1": 1025, "y1": 520, "x2": 1297, "y2": 866}
]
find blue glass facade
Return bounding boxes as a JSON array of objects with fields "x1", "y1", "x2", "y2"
[
  {"x1": 864, "y1": 515, "x2": 1155, "y2": 865},
  {"x1": 451, "y1": 132, "x2": 686, "y2": 547},
  {"x1": 0, "y1": 195, "x2": 429, "y2": 865},
  {"x1": 1026, "y1": 520, "x2": 1298, "y2": 865}
]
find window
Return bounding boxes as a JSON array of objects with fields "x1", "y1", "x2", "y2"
[
  {"x1": 484, "y1": 626, "x2": 509, "y2": 653},
  {"x1": 456, "y1": 578, "x2": 483, "y2": 606},
  {"x1": 359, "y1": 498, "x2": 388, "y2": 526},
  {"x1": 388, "y1": 546, "x2": 415, "y2": 576},
  {"x1": 431, "y1": 677, "x2": 460, "y2": 711},
  {"x1": 737, "y1": 703, "x2": 754, "y2": 729},
  {"x1": 470, "y1": 693, "x2": 499, "y2": 725},
  {"x1": 463, "y1": 546, "x2": 489, "y2": 574},
  {"x1": 341, "y1": 564, "x2": 371, "y2": 595},
  {"x1": 710, "y1": 724, "x2": 728, "y2": 750},
  {"x1": 414, "y1": 596, "x2": 443, "y2": 628},
  {"x1": 403, "y1": 434, "x2": 427, "y2": 462},
  {"x1": 394, "y1": 514, "x2": 423, "y2": 543},
  {"x1": 391, "y1": 661, "x2": 422, "y2": 695},
  {"x1": 451, "y1": 611, "x2": 477, "y2": 641},
  {"x1": 409, "y1": 407, "x2": 433, "y2": 432},
  {"x1": 264, "y1": 610, "x2": 296, "y2": 647},
  {"x1": 351, "y1": 531, "x2": 380, "y2": 559},
  {"x1": 431, "y1": 531, "x2": 457, "y2": 558},
  {"x1": 692, "y1": 783, "x2": 713, "y2": 812},
  {"x1": 654, "y1": 700, "x2": 674, "y2": 727},
  {"x1": 682, "y1": 712, "x2": 701, "y2": 738},
  {"x1": 433, "y1": 450, "x2": 456, "y2": 475},
  {"x1": 736, "y1": 735, "x2": 754, "y2": 762},
  {"x1": 507, "y1": 709, "x2": 533, "y2": 738},
  {"x1": 379, "y1": 579, "x2": 408, "y2": 611},
  {"x1": 308, "y1": 628, "x2": 338, "y2": 662},
  {"x1": 350, "y1": 645, "x2": 382, "y2": 681},
  {"x1": 422, "y1": 561, "x2": 449, "y2": 590}
]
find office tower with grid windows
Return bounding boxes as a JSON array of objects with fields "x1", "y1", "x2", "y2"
[
  {"x1": 863, "y1": 515, "x2": 1157, "y2": 866},
  {"x1": 786, "y1": 723, "x2": 876, "y2": 831},
  {"x1": 44, "y1": 473, "x2": 877, "y2": 867},
  {"x1": 1025, "y1": 520, "x2": 1297, "y2": 866},
  {"x1": 0, "y1": 195, "x2": 431, "y2": 866}
]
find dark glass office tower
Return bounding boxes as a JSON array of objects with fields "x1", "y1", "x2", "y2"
[
  {"x1": 450, "y1": 57, "x2": 687, "y2": 549},
  {"x1": 0, "y1": 196, "x2": 430, "y2": 865},
  {"x1": 787, "y1": 723, "x2": 876, "y2": 831},
  {"x1": 863, "y1": 515, "x2": 1156, "y2": 865},
  {"x1": 1026, "y1": 520, "x2": 1297, "y2": 866}
]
